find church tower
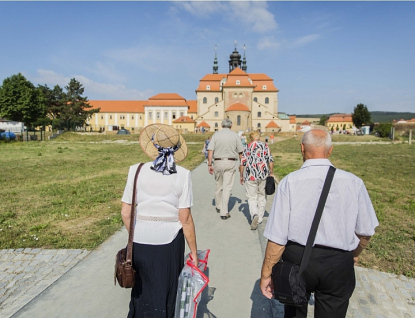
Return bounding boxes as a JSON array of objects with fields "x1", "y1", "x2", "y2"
[
  {"x1": 229, "y1": 41, "x2": 242, "y2": 73},
  {"x1": 213, "y1": 45, "x2": 218, "y2": 74},
  {"x1": 242, "y1": 44, "x2": 247, "y2": 72}
]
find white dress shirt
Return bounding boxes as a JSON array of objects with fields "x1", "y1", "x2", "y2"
[
  {"x1": 264, "y1": 159, "x2": 379, "y2": 251},
  {"x1": 122, "y1": 162, "x2": 193, "y2": 245}
]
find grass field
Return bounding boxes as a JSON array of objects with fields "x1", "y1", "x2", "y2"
[
  {"x1": 1, "y1": 132, "x2": 414, "y2": 276},
  {"x1": 269, "y1": 136, "x2": 415, "y2": 277}
]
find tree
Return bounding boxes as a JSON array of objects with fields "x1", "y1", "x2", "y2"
[
  {"x1": 0, "y1": 73, "x2": 46, "y2": 127},
  {"x1": 375, "y1": 123, "x2": 392, "y2": 138},
  {"x1": 37, "y1": 84, "x2": 65, "y2": 129},
  {"x1": 61, "y1": 78, "x2": 99, "y2": 130},
  {"x1": 319, "y1": 115, "x2": 329, "y2": 126},
  {"x1": 352, "y1": 103, "x2": 371, "y2": 128}
]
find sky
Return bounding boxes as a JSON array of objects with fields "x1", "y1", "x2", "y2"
[{"x1": 1, "y1": 1, "x2": 414, "y2": 115}]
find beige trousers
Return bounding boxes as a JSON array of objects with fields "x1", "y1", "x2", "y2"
[
  {"x1": 245, "y1": 179, "x2": 266, "y2": 222},
  {"x1": 213, "y1": 160, "x2": 237, "y2": 216}
]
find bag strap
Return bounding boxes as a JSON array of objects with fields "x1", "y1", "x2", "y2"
[
  {"x1": 126, "y1": 163, "x2": 144, "y2": 264},
  {"x1": 299, "y1": 166, "x2": 336, "y2": 274}
]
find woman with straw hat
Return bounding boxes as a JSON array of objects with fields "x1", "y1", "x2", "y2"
[{"x1": 120, "y1": 124, "x2": 198, "y2": 318}]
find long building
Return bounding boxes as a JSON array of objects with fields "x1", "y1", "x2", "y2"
[{"x1": 87, "y1": 45, "x2": 292, "y2": 133}]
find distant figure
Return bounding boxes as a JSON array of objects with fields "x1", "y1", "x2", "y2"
[
  {"x1": 240, "y1": 131, "x2": 274, "y2": 230},
  {"x1": 260, "y1": 129, "x2": 378, "y2": 318},
  {"x1": 270, "y1": 133, "x2": 274, "y2": 144},
  {"x1": 207, "y1": 119, "x2": 244, "y2": 220},
  {"x1": 241, "y1": 134, "x2": 247, "y2": 148},
  {"x1": 265, "y1": 135, "x2": 269, "y2": 143},
  {"x1": 203, "y1": 136, "x2": 211, "y2": 162},
  {"x1": 121, "y1": 124, "x2": 198, "y2": 318}
]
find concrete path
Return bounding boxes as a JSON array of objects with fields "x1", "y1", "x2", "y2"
[{"x1": 2, "y1": 162, "x2": 415, "y2": 318}]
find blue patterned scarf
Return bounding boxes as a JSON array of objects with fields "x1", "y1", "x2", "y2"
[{"x1": 150, "y1": 135, "x2": 181, "y2": 175}]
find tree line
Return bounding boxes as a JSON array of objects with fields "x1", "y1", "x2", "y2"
[{"x1": 0, "y1": 73, "x2": 99, "y2": 130}]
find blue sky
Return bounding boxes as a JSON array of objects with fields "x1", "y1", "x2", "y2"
[{"x1": 1, "y1": 1, "x2": 414, "y2": 115}]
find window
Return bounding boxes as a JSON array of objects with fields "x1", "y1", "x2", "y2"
[
  {"x1": 214, "y1": 111, "x2": 219, "y2": 117},
  {"x1": 164, "y1": 112, "x2": 168, "y2": 120},
  {"x1": 120, "y1": 115, "x2": 125, "y2": 120},
  {"x1": 236, "y1": 80, "x2": 240, "y2": 85},
  {"x1": 148, "y1": 112, "x2": 152, "y2": 120},
  {"x1": 131, "y1": 115, "x2": 134, "y2": 120},
  {"x1": 180, "y1": 112, "x2": 184, "y2": 117},
  {"x1": 257, "y1": 123, "x2": 261, "y2": 128},
  {"x1": 172, "y1": 112, "x2": 176, "y2": 119},
  {"x1": 253, "y1": 97, "x2": 257, "y2": 102},
  {"x1": 110, "y1": 115, "x2": 112, "y2": 120},
  {"x1": 265, "y1": 97, "x2": 269, "y2": 104},
  {"x1": 257, "y1": 112, "x2": 262, "y2": 118},
  {"x1": 101, "y1": 115, "x2": 103, "y2": 120},
  {"x1": 206, "y1": 85, "x2": 210, "y2": 90},
  {"x1": 215, "y1": 97, "x2": 219, "y2": 103},
  {"x1": 215, "y1": 123, "x2": 218, "y2": 128},
  {"x1": 156, "y1": 112, "x2": 160, "y2": 120},
  {"x1": 237, "y1": 115, "x2": 241, "y2": 126},
  {"x1": 203, "y1": 97, "x2": 207, "y2": 104},
  {"x1": 263, "y1": 85, "x2": 267, "y2": 90}
]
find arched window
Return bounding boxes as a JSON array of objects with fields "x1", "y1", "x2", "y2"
[
  {"x1": 215, "y1": 122, "x2": 218, "y2": 128},
  {"x1": 265, "y1": 97, "x2": 269, "y2": 104},
  {"x1": 237, "y1": 115, "x2": 241, "y2": 126},
  {"x1": 257, "y1": 112, "x2": 261, "y2": 118},
  {"x1": 257, "y1": 123, "x2": 261, "y2": 128},
  {"x1": 215, "y1": 97, "x2": 219, "y2": 103},
  {"x1": 214, "y1": 111, "x2": 219, "y2": 117},
  {"x1": 203, "y1": 97, "x2": 207, "y2": 104},
  {"x1": 253, "y1": 97, "x2": 257, "y2": 102}
]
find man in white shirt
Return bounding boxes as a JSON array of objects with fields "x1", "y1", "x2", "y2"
[{"x1": 260, "y1": 129, "x2": 378, "y2": 318}]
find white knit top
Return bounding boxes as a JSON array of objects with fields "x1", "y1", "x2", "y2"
[{"x1": 121, "y1": 162, "x2": 193, "y2": 245}]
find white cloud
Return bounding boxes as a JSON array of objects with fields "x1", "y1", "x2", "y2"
[
  {"x1": 30, "y1": 69, "x2": 152, "y2": 100},
  {"x1": 257, "y1": 36, "x2": 282, "y2": 50},
  {"x1": 289, "y1": 34, "x2": 321, "y2": 49},
  {"x1": 173, "y1": 1, "x2": 277, "y2": 33}
]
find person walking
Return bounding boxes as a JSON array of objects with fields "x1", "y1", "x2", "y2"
[
  {"x1": 121, "y1": 124, "x2": 198, "y2": 318},
  {"x1": 207, "y1": 118, "x2": 244, "y2": 220},
  {"x1": 239, "y1": 131, "x2": 274, "y2": 230},
  {"x1": 203, "y1": 136, "x2": 211, "y2": 162},
  {"x1": 270, "y1": 132, "x2": 274, "y2": 144},
  {"x1": 260, "y1": 129, "x2": 378, "y2": 318}
]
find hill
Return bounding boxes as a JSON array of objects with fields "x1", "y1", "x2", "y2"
[{"x1": 293, "y1": 111, "x2": 415, "y2": 123}]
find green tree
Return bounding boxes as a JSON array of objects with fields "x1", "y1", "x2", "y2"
[
  {"x1": 0, "y1": 73, "x2": 46, "y2": 127},
  {"x1": 319, "y1": 115, "x2": 329, "y2": 126},
  {"x1": 375, "y1": 123, "x2": 392, "y2": 138},
  {"x1": 352, "y1": 103, "x2": 371, "y2": 128},
  {"x1": 61, "y1": 78, "x2": 99, "y2": 130},
  {"x1": 37, "y1": 84, "x2": 65, "y2": 129}
]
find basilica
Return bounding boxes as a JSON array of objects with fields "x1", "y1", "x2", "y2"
[{"x1": 87, "y1": 45, "x2": 292, "y2": 133}]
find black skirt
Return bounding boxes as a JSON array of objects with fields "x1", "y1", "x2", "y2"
[{"x1": 127, "y1": 229, "x2": 185, "y2": 318}]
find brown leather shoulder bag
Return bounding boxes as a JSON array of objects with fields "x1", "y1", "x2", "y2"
[{"x1": 114, "y1": 163, "x2": 144, "y2": 288}]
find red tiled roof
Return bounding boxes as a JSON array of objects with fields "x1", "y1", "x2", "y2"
[
  {"x1": 197, "y1": 121, "x2": 210, "y2": 128},
  {"x1": 187, "y1": 100, "x2": 197, "y2": 113},
  {"x1": 173, "y1": 116, "x2": 195, "y2": 123},
  {"x1": 326, "y1": 114, "x2": 353, "y2": 123},
  {"x1": 89, "y1": 100, "x2": 145, "y2": 113},
  {"x1": 149, "y1": 93, "x2": 185, "y2": 100},
  {"x1": 225, "y1": 102, "x2": 250, "y2": 111},
  {"x1": 266, "y1": 120, "x2": 280, "y2": 128},
  {"x1": 289, "y1": 115, "x2": 296, "y2": 124},
  {"x1": 302, "y1": 120, "x2": 311, "y2": 125}
]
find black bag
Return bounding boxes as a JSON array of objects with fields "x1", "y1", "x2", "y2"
[
  {"x1": 272, "y1": 166, "x2": 336, "y2": 306},
  {"x1": 265, "y1": 176, "x2": 275, "y2": 195},
  {"x1": 272, "y1": 260, "x2": 307, "y2": 306}
]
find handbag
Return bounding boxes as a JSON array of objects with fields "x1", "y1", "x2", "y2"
[
  {"x1": 114, "y1": 163, "x2": 144, "y2": 288},
  {"x1": 265, "y1": 175, "x2": 276, "y2": 195},
  {"x1": 272, "y1": 166, "x2": 336, "y2": 306}
]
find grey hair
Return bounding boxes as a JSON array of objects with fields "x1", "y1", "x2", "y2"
[
  {"x1": 221, "y1": 118, "x2": 233, "y2": 128},
  {"x1": 302, "y1": 129, "x2": 332, "y2": 150}
]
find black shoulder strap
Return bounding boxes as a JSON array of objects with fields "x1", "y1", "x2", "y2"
[{"x1": 299, "y1": 166, "x2": 336, "y2": 274}]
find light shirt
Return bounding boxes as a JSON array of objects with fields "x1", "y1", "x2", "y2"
[
  {"x1": 264, "y1": 159, "x2": 378, "y2": 251},
  {"x1": 241, "y1": 140, "x2": 274, "y2": 181},
  {"x1": 207, "y1": 128, "x2": 244, "y2": 159},
  {"x1": 122, "y1": 162, "x2": 193, "y2": 245}
]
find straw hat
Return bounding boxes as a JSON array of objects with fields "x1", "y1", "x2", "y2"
[{"x1": 139, "y1": 124, "x2": 187, "y2": 162}]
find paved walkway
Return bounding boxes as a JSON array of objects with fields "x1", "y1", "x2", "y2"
[{"x1": 1, "y1": 162, "x2": 415, "y2": 317}]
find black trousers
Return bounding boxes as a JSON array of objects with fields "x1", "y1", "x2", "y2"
[{"x1": 282, "y1": 241, "x2": 356, "y2": 318}]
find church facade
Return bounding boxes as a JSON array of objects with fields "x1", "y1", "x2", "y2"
[{"x1": 87, "y1": 45, "x2": 291, "y2": 133}]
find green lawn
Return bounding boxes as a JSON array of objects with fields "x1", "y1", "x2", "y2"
[{"x1": 270, "y1": 136, "x2": 415, "y2": 277}]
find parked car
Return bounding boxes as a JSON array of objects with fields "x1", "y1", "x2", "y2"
[{"x1": 116, "y1": 128, "x2": 131, "y2": 135}]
